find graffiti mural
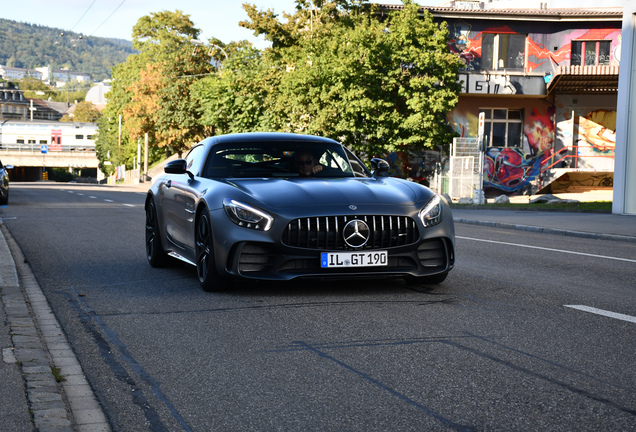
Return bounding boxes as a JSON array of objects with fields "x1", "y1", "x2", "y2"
[
  {"x1": 575, "y1": 109, "x2": 616, "y2": 155},
  {"x1": 448, "y1": 21, "x2": 621, "y2": 73},
  {"x1": 483, "y1": 107, "x2": 554, "y2": 195},
  {"x1": 483, "y1": 147, "x2": 545, "y2": 194},
  {"x1": 450, "y1": 106, "x2": 555, "y2": 195}
]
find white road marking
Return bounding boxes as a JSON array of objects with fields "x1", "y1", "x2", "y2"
[
  {"x1": 123, "y1": 204, "x2": 135, "y2": 207},
  {"x1": 457, "y1": 236, "x2": 636, "y2": 263},
  {"x1": 104, "y1": 199, "x2": 114, "y2": 203},
  {"x1": 89, "y1": 196, "x2": 97, "y2": 199},
  {"x1": 565, "y1": 305, "x2": 636, "y2": 324}
]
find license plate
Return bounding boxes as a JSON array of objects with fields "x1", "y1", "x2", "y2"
[{"x1": 320, "y1": 251, "x2": 388, "y2": 268}]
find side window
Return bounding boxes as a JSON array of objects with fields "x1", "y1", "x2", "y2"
[
  {"x1": 344, "y1": 147, "x2": 370, "y2": 177},
  {"x1": 185, "y1": 144, "x2": 205, "y2": 173}
]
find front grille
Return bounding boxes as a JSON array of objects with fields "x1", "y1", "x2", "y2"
[{"x1": 282, "y1": 215, "x2": 419, "y2": 250}]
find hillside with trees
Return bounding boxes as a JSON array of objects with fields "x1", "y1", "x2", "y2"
[{"x1": 0, "y1": 18, "x2": 136, "y2": 81}]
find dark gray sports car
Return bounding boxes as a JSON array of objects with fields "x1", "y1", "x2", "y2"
[{"x1": 145, "y1": 132, "x2": 455, "y2": 291}]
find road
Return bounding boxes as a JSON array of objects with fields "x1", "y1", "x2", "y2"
[{"x1": 2, "y1": 182, "x2": 636, "y2": 431}]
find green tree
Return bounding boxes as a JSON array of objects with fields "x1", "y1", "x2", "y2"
[
  {"x1": 18, "y1": 77, "x2": 56, "y2": 99},
  {"x1": 240, "y1": 0, "x2": 461, "y2": 156},
  {"x1": 97, "y1": 10, "x2": 214, "y2": 175},
  {"x1": 191, "y1": 41, "x2": 279, "y2": 134},
  {"x1": 96, "y1": 58, "x2": 141, "y2": 174},
  {"x1": 71, "y1": 101, "x2": 101, "y2": 122},
  {"x1": 125, "y1": 10, "x2": 214, "y2": 156},
  {"x1": 50, "y1": 79, "x2": 92, "y2": 103}
]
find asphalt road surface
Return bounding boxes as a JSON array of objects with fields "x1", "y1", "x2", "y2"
[{"x1": 2, "y1": 182, "x2": 636, "y2": 431}]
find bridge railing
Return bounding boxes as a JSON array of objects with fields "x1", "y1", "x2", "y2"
[{"x1": 0, "y1": 143, "x2": 96, "y2": 153}]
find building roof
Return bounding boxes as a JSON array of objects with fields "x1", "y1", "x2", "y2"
[
  {"x1": 376, "y1": 4, "x2": 622, "y2": 21},
  {"x1": 38, "y1": 100, "x2": 73, "y2": 115}
]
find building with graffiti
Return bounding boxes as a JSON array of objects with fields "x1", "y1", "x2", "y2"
[{"x1": 379, "y1": 2, "x2": 621, "y2": 197}]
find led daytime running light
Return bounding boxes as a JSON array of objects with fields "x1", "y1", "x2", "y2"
[
  {"x1": 419, "y1": 195, "x2": 442, "y2": 228},
  {"x1": 223, "y1": 199, "x2": 274, "y2": 231}
]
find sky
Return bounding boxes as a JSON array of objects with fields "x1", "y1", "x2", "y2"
[{"x1": 1, "y1": 0, "x2": 413, "y2": 49}]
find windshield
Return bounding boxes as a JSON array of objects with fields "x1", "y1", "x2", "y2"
[{"x1": 202, "y1": 141, "x2": 370, "y2": 179}]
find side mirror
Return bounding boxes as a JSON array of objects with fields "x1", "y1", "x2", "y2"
[
  {"x1": 164, "y1": 159, "x2": 193, "y2": 180},
  {"x1": 370, "y1": 158, "x2": 390, "y2": 177},
  {"x1": 5, "y1": 165, "x2": 13, "y2": 170}
]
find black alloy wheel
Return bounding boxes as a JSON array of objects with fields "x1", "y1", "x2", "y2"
[
  {"x1": 195, "y1": 211, "x2": 229, "y2": 292},
  {"x1": 145, "y1": 199, "x2": 168, "y2": 267}
]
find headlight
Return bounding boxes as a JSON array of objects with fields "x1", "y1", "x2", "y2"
[
  {"x1": 418, "y1": 195, "x2": 442, "y2": 228},
  {"x1": 223, "y1": 199, "x2": 274, "y2": 231}
]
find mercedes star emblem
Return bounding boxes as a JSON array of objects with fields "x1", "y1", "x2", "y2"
[{"x1": 343, "y1": 219, "x2": 370, "y2": 248}]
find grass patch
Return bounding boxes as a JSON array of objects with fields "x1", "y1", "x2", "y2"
[
  {"x1": 452, "y1": 201, "x2": 612, "y2": 212},
  {"x1": 51, "y1": 366, "x2": 66, "y2": 383}
]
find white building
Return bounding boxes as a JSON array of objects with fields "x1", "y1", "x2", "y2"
[
  {"x1": 35, "y1": 66, "x2": 91, "y2": 85},
  {"x1": 0, "y1": 65, "x2": 43, "y2": 81}
]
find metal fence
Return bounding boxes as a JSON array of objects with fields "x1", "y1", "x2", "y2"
[{"x1": 448, "y1": 137, "x2": 483, "y2": 201}]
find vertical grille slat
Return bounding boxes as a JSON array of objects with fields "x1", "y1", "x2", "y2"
[{"x1": 283, "y1": 215, "x2": 419, "y2": 250}]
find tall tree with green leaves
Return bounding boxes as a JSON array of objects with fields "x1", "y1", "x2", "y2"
[
  {"x1": 126, "y1": 10, "x2": 214, "y2": 157},
  {"x1": 240, "y1": 0, "x2": 461, "y2": 156},
  {"x1": 191, "y1": 41, "x2": 279, "y2": 135},
  {"x1": 96, "y1": 10, "x2": 214, "y2": 175}
]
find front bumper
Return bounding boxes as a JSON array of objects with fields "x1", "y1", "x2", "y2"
[{"x1": 224, "y1": 237, "x2": 454, "y2": 281}]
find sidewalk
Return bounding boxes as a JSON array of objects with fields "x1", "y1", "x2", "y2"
[
  {"x1": 1, "y1": 196, "x2": 635, "y2": 431},
  {"x1": 452, "y1": 207, "x2": 636, "y2": 243},
  {"x1": 0, "y1": 221, "x2": 110, "y2": 432}
]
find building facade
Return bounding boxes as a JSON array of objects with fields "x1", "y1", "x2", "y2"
[
  {"x1": 381, "y1": 3, "x2": 622, "y2": 198},
  {"x1": 0, "y1": 86, "x2": 64, "y2": 121}
]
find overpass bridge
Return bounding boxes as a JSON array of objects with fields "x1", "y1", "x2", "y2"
[
  {"x1": 0, "y1": 146, "x2": 100, "y2": 181},
  {"x1": 0, "y1": 120, "x2": 101, "y2": 181}
]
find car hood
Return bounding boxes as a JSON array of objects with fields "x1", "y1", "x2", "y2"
[{"x1": 221, "y1": 177, "x2": 434, "y2": 210}]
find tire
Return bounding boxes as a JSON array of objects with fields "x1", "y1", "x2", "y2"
[
  {"x1": 405, "y1": 271, "x2": 449, "y2": 285},
  {"x1": 195, "y1": 211, "x2": 230, "y2": 292},
  {"x1": 0, "y1": 189, "x2": 8, "y2": 205},
  {"x1": 145, "y1": 198, "x2": 168, "y2": 267}
]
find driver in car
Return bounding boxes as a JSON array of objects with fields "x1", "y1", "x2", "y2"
[{"x1": 293, "y1": 150, "x2": 323, "y2": 177}]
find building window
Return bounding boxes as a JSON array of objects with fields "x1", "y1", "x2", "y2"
[
  {"x1": 17, "y1": 139, "x2": 25, "y2": 144},
  {"x1": 76, "y1": 134, "x2": 84, "y2": 139},
  {"x1": 28, "y1": 139, "x2": 36, "y2": 144},
  {"x1": 479, "y1": 108, "x2": 523, "y2": 148},
  {"x1": 481, "y1": 33, "x2": 526, "y2": 70},
  {"x1": 571, "y1": 40, "x2": 611, "y2": 66}
]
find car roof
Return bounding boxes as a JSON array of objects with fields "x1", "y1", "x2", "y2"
[{"x1": 205, "y1": 132, "x2": 341, "y2": 146}]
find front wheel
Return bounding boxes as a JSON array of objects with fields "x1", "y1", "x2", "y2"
[
  {"x1": 145, "y1": 198, "x2": 168, "y2": 267},
  {"x1": 195, "y1": 211, "x2": 230, "y2": 292}
]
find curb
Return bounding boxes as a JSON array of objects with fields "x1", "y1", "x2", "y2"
[{"x1": 453, "y1": 218, "x2": 636, "y2": 244}]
